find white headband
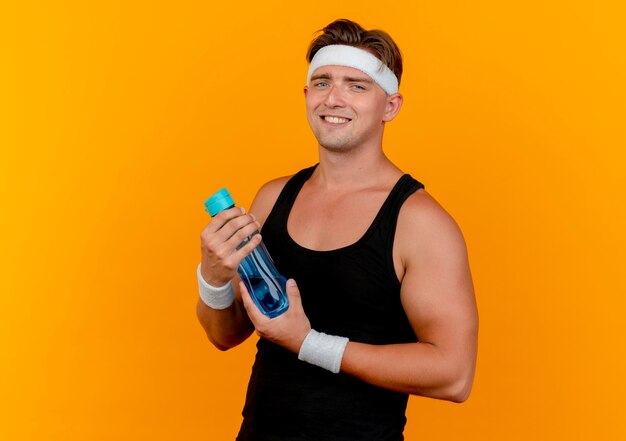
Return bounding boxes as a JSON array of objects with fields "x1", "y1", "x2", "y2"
[{"x1": 306, "y1": 44, "x2": 399, "y2": 95}]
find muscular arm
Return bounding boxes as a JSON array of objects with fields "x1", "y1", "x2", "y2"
[
  {"x1": 196, "y1": 177, "x2": 290, "y2": 351},
  {"x1": 341, "y1": 192, "x2": 478, "y2": 401}
]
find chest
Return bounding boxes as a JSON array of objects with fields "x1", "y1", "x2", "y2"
[{"x1": 287, "y1": 188, "x2": 390, "y2": 251}]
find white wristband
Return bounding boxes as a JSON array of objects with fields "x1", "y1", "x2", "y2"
[
  {"x1": 298, "y1": 329, "x2": 349, "y2": 374},
  {"x1": 197, "y1": 263, "x2": 235, "y2": 309}
]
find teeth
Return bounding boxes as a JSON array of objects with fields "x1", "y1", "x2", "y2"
[{"x1": 324, "y1": 116, "x2": 350, "y2": 124}]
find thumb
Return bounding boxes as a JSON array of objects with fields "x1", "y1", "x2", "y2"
[{"x1": 285, "y1": 279, "x2": 302, "y2": 305}]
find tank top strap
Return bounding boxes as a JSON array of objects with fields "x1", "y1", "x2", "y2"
[
  {"x1": 262, "y1": 164, "x2": 317, "y2": 232},
  {"x1": 372, "y1": 174, "x2": 425, "y2": 243}
]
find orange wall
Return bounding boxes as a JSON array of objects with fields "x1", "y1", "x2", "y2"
[{"x1": 1, "y1": 1, "x2": 625, "y2": 439}]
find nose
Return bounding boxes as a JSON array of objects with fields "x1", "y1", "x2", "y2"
[{"x1": 324, "y1": 85, "x2": 346, "y2": 108}]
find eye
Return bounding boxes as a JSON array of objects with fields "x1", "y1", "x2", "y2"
[
  {"x1": 351, "y1": 84, "x2": 366, "y2": 91},
  {"x1": 314, "y1": 81, "x2": 329, "y2": 87}
]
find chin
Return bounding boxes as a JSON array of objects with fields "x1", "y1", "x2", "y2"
[
  {"x1": 319, "y1": 141, "x2": 356, "y2": 152},
  {"x1": 315, "y1": 134, "x2": 356, "y2": 151}
]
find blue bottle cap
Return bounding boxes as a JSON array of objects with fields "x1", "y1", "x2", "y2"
[{"x1": 204, "y1": 188, "x2": 235, "y2": 216}]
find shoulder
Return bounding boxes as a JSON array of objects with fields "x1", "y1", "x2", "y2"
[
  {"x1": 396, "y1": 189, "x2": 468, "y2": 270},
  {"x1": 398, "y1": 189, "x2": 461, "y2": 234},
  {"x1": 249, "y1": 175, "x2": 293, "y2": 227}
]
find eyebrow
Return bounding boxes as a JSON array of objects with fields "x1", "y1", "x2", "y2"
[{"x1": 310, "y1": 73, "x2": 374, "y2": 84}]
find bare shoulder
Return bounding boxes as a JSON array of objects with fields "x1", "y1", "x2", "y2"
[
  {"x1": 249, "y1": 175, "x2": 293, "y2": 227},
  {"x1": 396, "y1": 189, "x2": 477, "y2": 336},
  {"x1": 395, "y1": 189, "x2": 468, "y2": 270}
]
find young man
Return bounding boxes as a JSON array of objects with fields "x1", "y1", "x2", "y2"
[{"x1": 197, "y1": 19, "x2": 478, "y2": 441}]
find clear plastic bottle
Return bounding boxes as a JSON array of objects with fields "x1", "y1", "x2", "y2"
[{"x1": 204, "y1": 188, "x2": 289, "y2": 318}]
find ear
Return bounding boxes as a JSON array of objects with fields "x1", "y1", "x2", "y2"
[
  {"x1": 303, "y1": 85, "x2": 308, "y2": 97},
  {"x1": 382, "y1": 93, "x2": 403, "y2": 122}
]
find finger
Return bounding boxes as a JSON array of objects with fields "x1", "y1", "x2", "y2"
[
  {"x1": 202, "y1": 213, "x2": 258, "y2": 262},
  {"x1": 232, "y1": 232, "x2": 263, "y2": 262},
  {"x1": 215, "y1": 212, "x2": 260, "y2": 243},
  {"x1": 223, "y1": 220, "x2": 261, "y2": 252},
  {"x1": 204, "y1": 207, "x2": 246, "y2": 234}
]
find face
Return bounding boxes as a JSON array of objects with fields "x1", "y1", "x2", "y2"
[{"x1": 304, "y1": 65, "x2": 402, "y2": 152}]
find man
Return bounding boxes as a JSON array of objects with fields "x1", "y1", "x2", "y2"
[{"x1": 197, "y1": 18, "x2": 478, "y2": 441}]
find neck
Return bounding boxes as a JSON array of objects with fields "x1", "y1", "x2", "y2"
[{"x1": 313, "y1": 142, "x2": 401, "y2": 190}]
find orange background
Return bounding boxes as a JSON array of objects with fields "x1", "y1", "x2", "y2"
[{"x1": 1, "y1": 1, "x2": 625, "y2": 439}]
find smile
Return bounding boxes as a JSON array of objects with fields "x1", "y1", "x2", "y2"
[{"x1": 321, "y1": 116, "x2": 352, "y2": 124}]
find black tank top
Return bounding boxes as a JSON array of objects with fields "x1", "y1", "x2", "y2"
[{"x1": 237, "y1": 165, "x2": 425, "y2": 441}]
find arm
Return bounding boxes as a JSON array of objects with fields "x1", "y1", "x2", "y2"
[
  {"x1": 196, "y1": 177, "x2": 290, "y2": 351},
  {"x1": 241, "y1": 191, "x2": 478, "y2": 402},
  {"x1": 341, "y1": 193, "x2": 478, "y2": 401}
]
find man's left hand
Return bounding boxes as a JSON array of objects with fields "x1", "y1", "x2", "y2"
[{"x1": 240, "y1": 279, "x2": 312, "y2": 354}]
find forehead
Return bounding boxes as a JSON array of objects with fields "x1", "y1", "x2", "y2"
[{"x1": 309, "y1": 65, "x2": 374, "y2": 82}]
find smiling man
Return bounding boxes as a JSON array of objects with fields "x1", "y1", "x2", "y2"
[{"x1": 197, "y1": 19, "x2": 479, "y2": 441}]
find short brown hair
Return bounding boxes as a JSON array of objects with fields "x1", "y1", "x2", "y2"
[{"x1": 306, "y1": 19, "x2": 403, "y2": 86}]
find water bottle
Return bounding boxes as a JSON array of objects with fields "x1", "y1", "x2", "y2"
[{"x1": 204, "y1": 188, "x2": 289, "y2": 318}]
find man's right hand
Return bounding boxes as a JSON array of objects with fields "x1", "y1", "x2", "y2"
[{"x1": 200, "y1": 207, "x2": 262, "y2": 287}]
